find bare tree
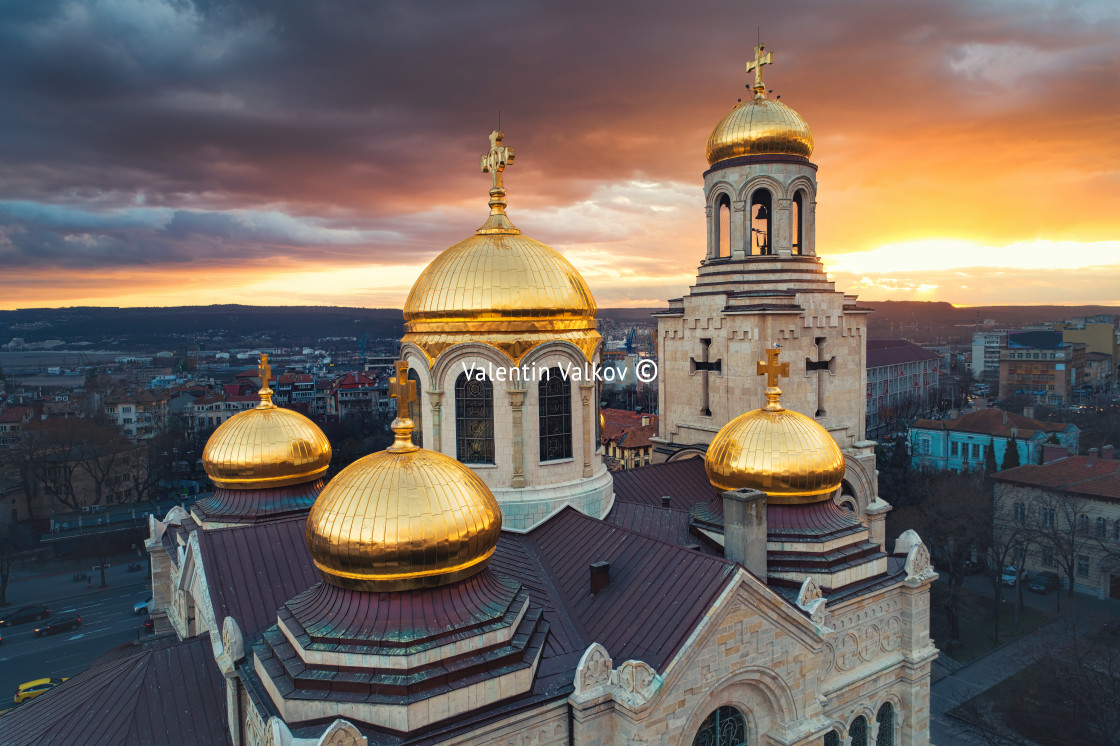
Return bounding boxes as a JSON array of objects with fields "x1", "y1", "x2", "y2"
[
  {"x1": 1032, "y1": 488, "x2": 1101, "y2": 598},
  {"x1": 0, "y1": 522, "x2": 34, "y2": 606}
]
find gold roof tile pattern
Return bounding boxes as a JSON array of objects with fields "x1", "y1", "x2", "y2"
[
  {"x1": 402, "y1": 130, "x2": 600, "y2": 366},
  {"x1": 705, "y1": 43, "x2": 814, "y2": 165},
  {"x1": 705, "y1": 348, "x2": 844, "y2": 503},
  {"x1": 202, "y1": 355, "x2": 331, "y2": 490},
  {"x1": 306, "y1": 362, "x2": 502, "y2": 591}
]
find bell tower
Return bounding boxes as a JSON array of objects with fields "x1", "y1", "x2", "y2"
[{"x1": 653, "y1": 45, "x2": 880, "y2": 516}]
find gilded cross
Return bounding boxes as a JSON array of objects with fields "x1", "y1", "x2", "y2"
[
  {"x1": 757, "y1": 347, "x2": 789, "y2": 388},
  {"x1": 745, "y1": 43, "x2": 774, "y2": 96},
  {"x1": 388, "y1": 360, "x2": 418, "y2": 421},
  {"x1": 480, "y1": 130, "x2": 515, "y2": 192},
  {"x1": 258, "y1": 354, "x2": 272, "y2": 388}
]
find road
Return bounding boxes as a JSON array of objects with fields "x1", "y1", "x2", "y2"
[{"x1": 0, "y1": 582, "x2": 152, "y2": 707}]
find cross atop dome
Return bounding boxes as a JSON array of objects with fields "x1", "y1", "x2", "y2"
[
  {"x1": 479, "y1": 129, "x2": 516, "y2": 225},
  {"x1": 388, "y1": 360, "x2": 419, "y2": 453},
  {"x1": 257, "y1": 353, "x2": 275, "y2": 408},
  {"x1": 746, "y1": 43, "x2": 774, "y2": 99},
  {"x1": 757, "y1": 347, "x2": 789, "y2": 411}
]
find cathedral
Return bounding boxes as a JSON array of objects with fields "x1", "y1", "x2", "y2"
[{"x1": 0, "y1": 47, "x2": 936, "y2": 746}]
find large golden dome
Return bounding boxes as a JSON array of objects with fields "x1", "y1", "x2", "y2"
[
  {"x1": 202, "y1": 357, "x2": 331, "y2": 490},
  {"x1": 306, "y1": 363, "x2": 502, "y2": 591},
  {"x1": 402, "y1": 130, "x2": 600, "y2": 366},
  {"x1": 705, "y1": 44, "x2": 813, "y2": 165},
  {"x1": 705, "y1": 349, "x2": 843, "y2": 503}
]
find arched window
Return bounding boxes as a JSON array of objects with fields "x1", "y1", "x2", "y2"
[
  {"x1": 692, "y1": 706, "x2": 748, "y2": 746},
  {"x1": 824, "y1": 731, "x2": 840, "y2": 746},
  {"x1": 408, "y1": 368, "x2": 423, "y2": 448},
  {"x1": 455, "y1": 372, "x2": 494, "y2": 464},
  {"x1": 1013, "y1": 502, "x2": 1026, "y2": 522},
  {"x1": 849, "y1": 716, "x2": 868, "y2": 746},
  {"x1": 717, "y1": 193, "x2": 732, "y2": 258},
  {"x1": 1079, "y1": 514, "x2": 1089, "y2": 534},
  {"x1": 538, "y1": 368, "x2": 572, "y2": 461},
  {"x1": 750, "y1": 188, "x2": 772, "y2": 255},
  {"x1": 792, "y1": 189, "x2": 804, "y2": 255},
  {"x1": 875, "y1": 703, "x2": 895, "y2": 746},
  {"x1": 1097, "y1": 517, "x2": 1107, "y2": 538}
]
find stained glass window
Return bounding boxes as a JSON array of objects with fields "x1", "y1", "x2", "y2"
[
  {"x1": 876, "y1": 702, "x2": 894, "y2": 746},
  {"x1": 692, "y1": 706, "x2": 748, "y2": 746},
  {"x1": 455, "y1": 372, "x2": 494, "y2": 464},
  {"x1": 824, "y1": 731, "x2": 840, "y2": 746},
  {"x1": 538, "y1": 369, "x2": 572, "y2": 461},
  {"x1": 849, "y1": 716, "x2": 868, "y2": 746}
]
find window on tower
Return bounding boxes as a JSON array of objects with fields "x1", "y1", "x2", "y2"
[
  {"x1": 750, "y1": 187, "x2": 772, "y2": 255},
  {"x1": 718, "y1": 193, "x2": 731, "y2": 258},
  {"x1": 455, "y1": 372, "x2": 495, "y2": 464},
  {"x1": 792, "y1": 189, "x2": 804, "y2": 254},
  {"x1": 538, "y1": 368, "x2": 572, "y2": 462}
]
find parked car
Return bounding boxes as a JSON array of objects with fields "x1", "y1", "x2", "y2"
[
  {"x1": 1028, "y1": 571, "x2": 1060, "y2": 593},
  {"x1": 142, "y1": 616, "x2": 154, "y2": 634},
  {"x1": 133, "y1": 597, "x2": 152, "y2": 615},
  {"x1": 34, "y1": 615, "x2": 81, "y2": 637},
  {"x1": 13, "y1": 678, "x2": 68, "y2": 704},
  {"x1": 0, "y1": 604, "x2": 50, "y2": 627},
  {"x1": 1000, "y1": 566, "x2": 1028, "y2": 587},
  {"x1": 962, "y1": 560, "x2": 984, "y2": 575}
]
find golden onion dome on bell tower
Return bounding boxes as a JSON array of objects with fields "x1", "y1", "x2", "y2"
[
  {"x1": 402, "y1": 130, "x2": 600, "y2": 366},
  {"x1": 705, "y1": 43, "x2": 814, "y2": 166},
  {"x1": 705, "y1": 348, "x2": 844, "y2": 503},
  {"x1": 202, "y1": 355, "x2": 332, "y2": 490},
  {"x1": 306, "y1": 361, "x2": 503, "y2": 591}
]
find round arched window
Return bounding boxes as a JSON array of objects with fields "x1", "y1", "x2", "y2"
[{"x1": 692, "y1": 705, "x2": 748, "y2": 746}]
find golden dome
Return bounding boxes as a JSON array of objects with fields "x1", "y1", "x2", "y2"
[
  {"x1": 305, "y1": 362, "x2": 502, "y2": 591},
  {"x1": 402, "y1": 130, "x2": 600, "y2": 366},
  {"x1": 705, "y1": 97, "x2": 813, "y2": 165},
  {"x1": 202, "y1": 356, "x2": 331, "y2": 490},
  {"x1": 705, "y1": 44, "x2": 813, "y2": 165},
  {"x1": 705, "y1": 349, "x2": 843, "y2": 503}
]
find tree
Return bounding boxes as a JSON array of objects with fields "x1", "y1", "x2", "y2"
[
  {"x1": 1001, "y1": 434, "x2": 1021, "y2": 470},
  {"x1": 984, "y1": 436, "x2": 998, "y2": 473},
  {"x1": 985, "y1": 482, "x2": 1038, "y2": 642},
  {"x1": 0, "y1": 522, "x2": 35, "y2": 607},
  {"x1": 1032, "y1": 488, "x2": 1101, "y2": 598}
]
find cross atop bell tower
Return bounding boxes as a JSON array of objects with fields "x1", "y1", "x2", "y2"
[{"x1": 746, "y1": 43, "x2": 774, "y2": 99}]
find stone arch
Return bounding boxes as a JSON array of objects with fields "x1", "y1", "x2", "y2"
[
  {"x1": 707, "y1": 181, "x2": 737, "y2": 260},
  {"x1": 317, "y1": 719, "x2": 367, "y2": 746},
  {"x1": 842, "y1": 456, "x2": 876, "y2": 513},
  {"x1": 675, "y1": 666, "x2": 799, "y2": 746},
  {"x1": 667, "y1": 446, "x2": 708, "y2": 462},
  {"x1": 786, "y1": 175, "x2": 816, "y2": 203},
  {"x1": 431, "y1": 341, "x2": 512, "y2": 389},
  {"x1": 874, "y1": 693, "x2": 904, "y2": 743},
  {"x1": 846, "y1": 705, "x2": 877, "y2": 730}
]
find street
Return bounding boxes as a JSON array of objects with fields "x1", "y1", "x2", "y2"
[{"x1": 0, "y1": 566, "x2": 151, "y2": 709}]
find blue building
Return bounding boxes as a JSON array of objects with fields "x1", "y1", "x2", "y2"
[{"x1": 909, "y1": 408, "x2": 1079, "y2": 472}]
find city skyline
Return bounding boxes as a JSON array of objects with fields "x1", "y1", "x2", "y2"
[{"x1": 1, "y1": 0, "x2": 1117, "y2": 310}]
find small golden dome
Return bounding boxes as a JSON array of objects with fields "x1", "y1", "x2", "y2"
[
  {"x1": 305, "y1": 362, "x2": 502, "y2": 591},
  {"x1": 402, "y1": 130, "x2": 600, "y2": 366},
  {"x1": 705, "y1": 97, "x2": 814, "y2": 165},
  {"x1": 705, "y1": 349, "x2": 843, "y2": 503},
  {"x1": 202, "y1": 356, "x2": 331, "y2": 490}
]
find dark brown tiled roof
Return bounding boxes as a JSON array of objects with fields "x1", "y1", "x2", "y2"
[
  {"x1": 196, "y1": 516, "x2": 320, "y2": 636},
  {"x1": 0, "y1": 635, "x2": 229, "y2": 746},
  {"x1": 193, "y1": 480, "x2": 323, "y2": 523},
  {"x1": 912, "y1": 408, "x2": 1071, "y2": 439},
  {"x1": 992, "y1": 455, "x2": 1120, "y2": 501},
  {"x1": 611, "y1": 457, "x2": 719, "y2": 511},
  {"x1": 605, "y1": 502, "x2": 703, "y2": 550},
  {"x1": 866, "y1": 339, "x2": 939, "y2": 368}
]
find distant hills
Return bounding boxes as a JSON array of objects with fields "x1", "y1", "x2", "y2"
[{"x1": 1, "y1": 301, "x2": 1116, "y2": 350}]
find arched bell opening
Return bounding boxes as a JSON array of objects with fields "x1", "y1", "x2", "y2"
[
  {"x1": 717, "y1": 193, "x2": 732, "y2": 259},
  {"x1": 792, "y1": 190, "x2": 805, "y2": 256},
  {"x1": 750, "y1": 188, "x2": 772, "y2": 256}
]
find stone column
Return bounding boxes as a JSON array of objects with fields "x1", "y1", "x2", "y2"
[
  {"x1": 722, "y1": 488, "x2": 768, "y2": 579},
  {"x1": 898, "y1": 577, "x2": 936, "y2": 746},
  {"x1": 732, "y1": 200, "x2": 748, "y2": 259},
  {"x1": 508, "y1": 386, "x2": 527, "y2": 488},
  {"x1": 580, "y1": 383, "x2": 595, "y2": 478},
  {"x1": 864, "y1": 497, "x2": 893, "y2": 552},
  {"x1": 775, "y1": 198, "x2": 793, "y2": 256},
  {"x1": 427, "y1": 389, "x2": 443, "y2": 453},
  {"x1": 705, "y1": 203, "x2": 716, "y2": 260},
  {"x1": 806, "y1": 200, "x2": 818, "y2": 256}
]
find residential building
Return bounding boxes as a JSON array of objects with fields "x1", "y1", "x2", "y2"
[
  {"x1": 866, "y1": 339, "x2": 940, "y2": 439},
  {"x1": 970, "y1": 330, "x2": 1007, "y2": 380},
  {"x1": 326, "y1": 371, "x2": 386, "y2": 419},
  {"x1": 600, "y1": 408, "x2": 658, "y2": 469},
  {"x1": 0, "y1": 406, "x2": 33, "y2": 447},
  {"x1": 909, "y1": 408, "x2": 1079, "y2": 472},
  {"x1": 1080, "y1": 352, "x2": 1114, "y2": 397},
  {"x1": 1059, "y1": 316, "x2": 1119, "y2": 385},
  {"x1": 998, "y1": 330, "x2": 1086, "y2": 407},
  {"x1": 105, "y1": 390, "x2": 169, "y2": 440},
  {"x1": 992, "y1": 447, "x2": 1120, "y2": 598}
]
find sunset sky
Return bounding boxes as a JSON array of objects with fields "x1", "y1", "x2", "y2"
[{"x1": 1, "y1": 0, "x2": 1117, "y2": 310}]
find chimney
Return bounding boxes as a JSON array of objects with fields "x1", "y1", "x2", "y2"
[
  {"x1": 1088, "y1": 448, "x2": 1099, "y2": 466},
  {"x1": 722, "y1": 488, "x2": 768, "y2": 579},
  {"x1": 1023, "y1": 406, "x2": 1035, "y2": 419},
  {"x1": 1002, "y1": 411, "x2": 1008, "y2": 426},
  {"x1": 641, "y1": 414, "x2": 650, "y2": 427},
  {"x1": 590, "y1": 561, "x2": 610, "y2": 594},
  {"x1": 661, "y1": 495, "x2": 671, "y2": 508},
  {"x1": 1102, "y1": 445, "x2": 1114, "y2": 460}
]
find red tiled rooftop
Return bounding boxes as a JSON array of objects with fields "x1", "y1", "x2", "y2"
[
  {"x1": 993, "y1": 454, "x2": 1120, "y2": 500},
  {"x1": 912, "y1": 408, "x2": 1071, "y2": 439},
  {"x1": 866, "y1": 339, "x2": 939, "y2": 368}
]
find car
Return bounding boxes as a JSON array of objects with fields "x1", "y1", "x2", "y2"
[
  {"x1": 962, "y1": 560, "x2": 984, "y2": 575},
  {"x1": 142, "y1": 616, "x2": 154, "y2": 634},
  {"x1": 133, "y1": 597, "x2": 152, "y2": 615},
  {"x1": 1000, "y1": 565, "x2": 1028, "y2": 587},
  {"x1": 0, "y1": 604, "x2": 50, "y2": 627},
  {"x1": 13, "y1": 677, "x2": 68, "y2": 704},
  {"x1": 34, "y1": 614, "x2": 81, "y2": 637},
  {"x1": 1028, "y1": 571, "x2": 1060, "y2": 593}
]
